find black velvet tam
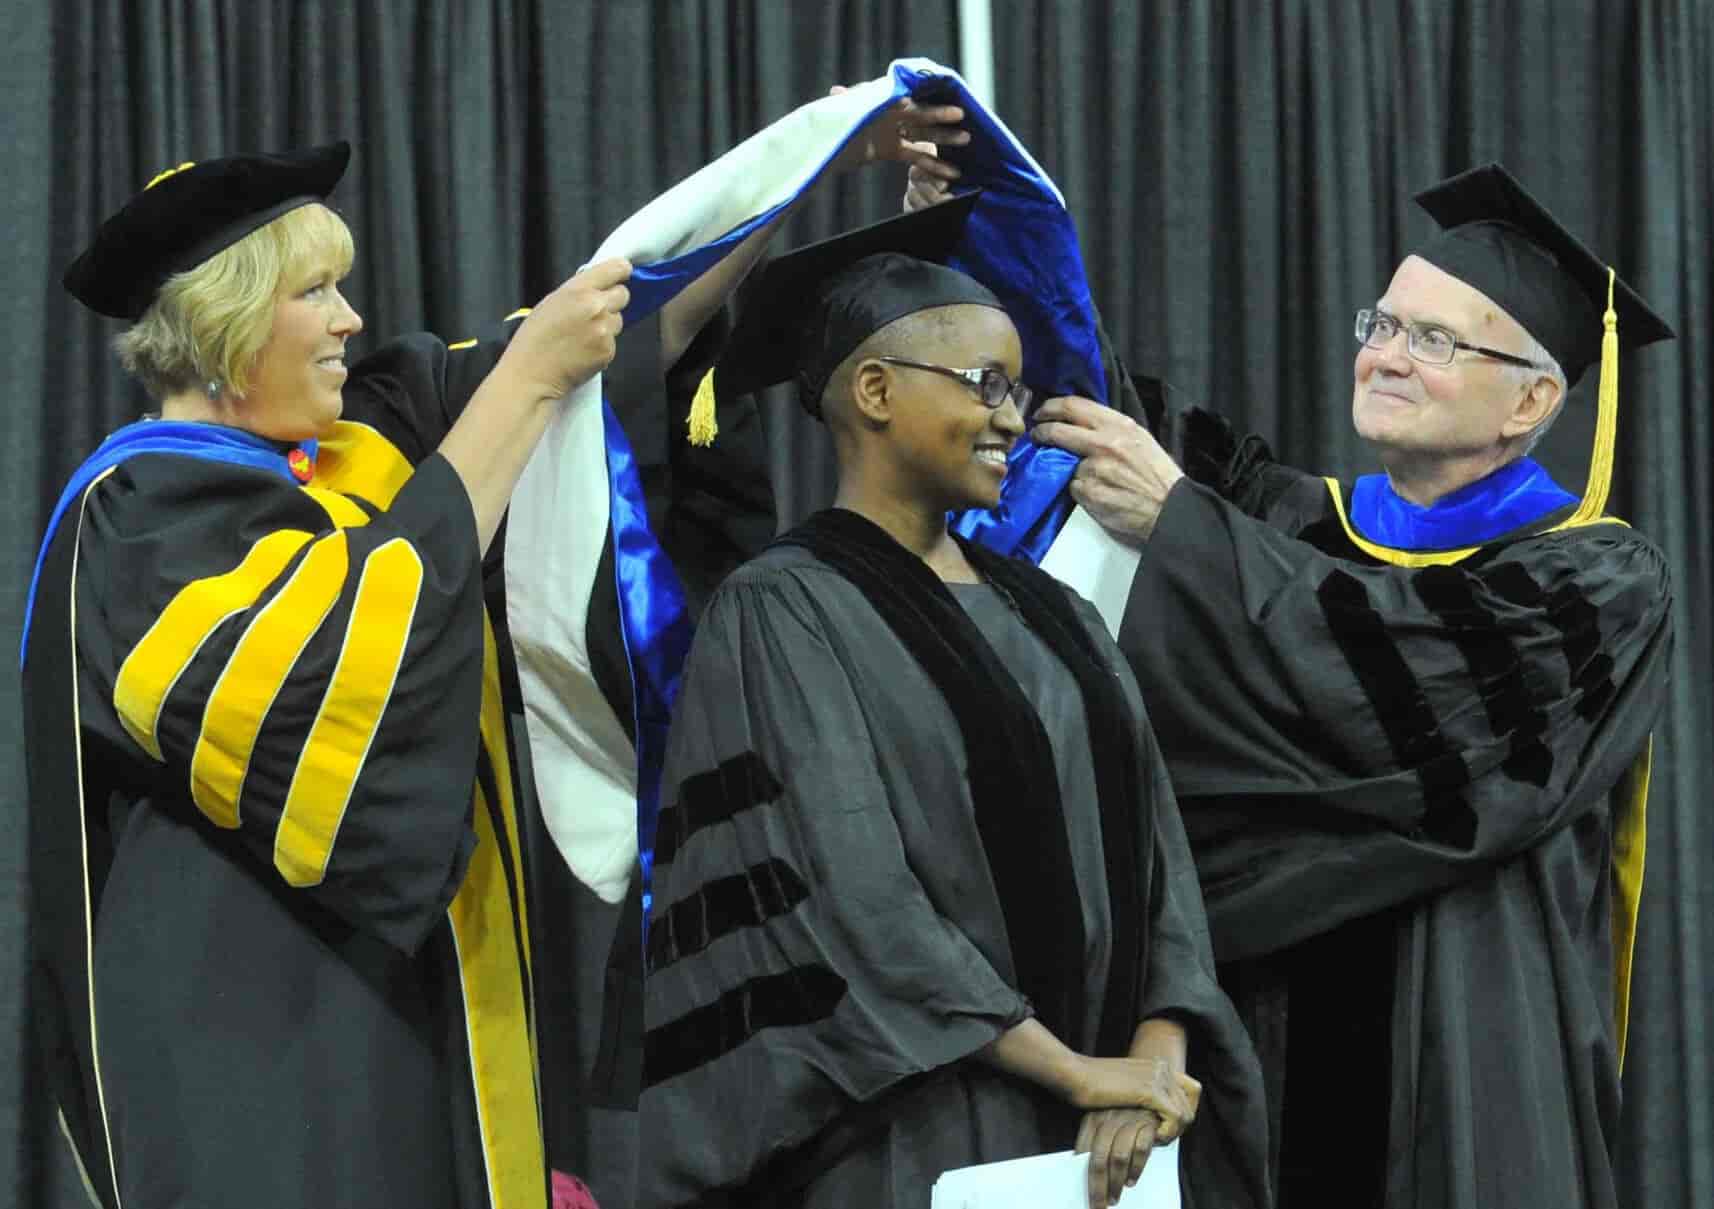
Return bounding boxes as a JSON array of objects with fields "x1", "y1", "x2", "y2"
[
  {"x1": 64, "y1": 141, "x2": 350, "y2": 320},
  {"x1": 1411, "y1": 163, "x2": 1673, "y2": 385},
  {"x1": 714, "y1": 192, "x2": 1003, "y2": 416}
]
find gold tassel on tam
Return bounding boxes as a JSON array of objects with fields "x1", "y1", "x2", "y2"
[
  {"x1": 687, "y1": 368, "x2": 718, "y2": 447},
  {"x1": 1572, "y1": 267, "x2": 1620, "y2": 523}
]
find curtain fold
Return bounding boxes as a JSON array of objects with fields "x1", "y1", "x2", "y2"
[
  {"x1": 3, "y1": 3, "x2": 1708, "y2": 1207},
  {"x1": 2, "y1": 5, "x2": 68, "y2": 1206}
]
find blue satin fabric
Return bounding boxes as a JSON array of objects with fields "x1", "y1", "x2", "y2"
[
  {"x1": 600, "y1": 402, "x2": 695, "y2": 920},
  {"x1": 900, "y1": 62, "x2": 1106, "y2": 561},
  {"x1": 622, "y1": 62, "x2": 1105, "y2": 568},
  {"x1": 21, "y1": 420, "x2": 315, "y2": 665},
  {"x1": 1349, "y1": 457, "x2": 1576, "y2": 551}
]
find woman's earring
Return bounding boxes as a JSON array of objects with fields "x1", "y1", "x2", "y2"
[{"x1": 204, "y1": 380, "x2": 222, "y2": 400}]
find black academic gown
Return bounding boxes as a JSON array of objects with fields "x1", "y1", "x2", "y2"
[
  {"x1": 640, "y1": 519, "x2": 1270, "y2": 1209},
  {"x1": 23, "y1": 325, "x2": 549, "y2": 1209},
  {"x1": 1118, "y1": 411, "x2": 1672, "y2": 1209}
]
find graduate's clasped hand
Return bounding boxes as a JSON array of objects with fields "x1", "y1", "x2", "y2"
[{"x1": 1068, "y1": 1053, "x2": 1201, "y2": 1208}]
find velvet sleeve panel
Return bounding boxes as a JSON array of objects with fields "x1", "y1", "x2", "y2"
[
  {"x1": 1121, "y1": 481, "x2": 1672, "y2": 958},
  {"x1": 641, "y1": 560, "x2": 1032, "y2": 1205},
  {"x1": 75, "y1": 451, "x2": 487, "y2": 955}
]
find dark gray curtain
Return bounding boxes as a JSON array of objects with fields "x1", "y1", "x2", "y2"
[
  {"x1": 0, "y1": 3, "x2": 957, "y2": 1206},
  {"x1": 6, "y1": 2, "x2": 1709, "y2": 1207},
  {"x1": 989, "y1": 3, "x2": 1714, "y2": 1208}
]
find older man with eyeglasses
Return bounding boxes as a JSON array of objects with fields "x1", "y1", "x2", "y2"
[{"x1": 939, "y1": 162, "x2": 1678, "y2": 1209}]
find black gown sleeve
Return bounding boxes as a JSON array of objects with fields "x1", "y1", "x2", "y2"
[
  {"x1": 1121, "y1": 480, "x2": 1673, "y2": 958},
  {"x1": 75, "y1": 451, "x2": 488, "y2": 956},
  {"x1": 1087, "y1": 313, "x2": 1323, "y2": 523},
  {"x1": 642, "y1": 565, "x2": 1031, "y2": 1204},
  {"x1": 337, "y1": 316, "x2": 528, "y2": 459}
]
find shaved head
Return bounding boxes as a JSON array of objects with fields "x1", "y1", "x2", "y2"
[{"x1": 819, "y1": 307, "x2": 963, "y2": 433}]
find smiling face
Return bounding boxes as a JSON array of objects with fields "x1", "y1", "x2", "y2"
[
  {"x1": 1352, "y1": 254, "x2": 1545, "y2": 466},
  {"x1": 240, "y1": 261, "x2": 364, "y2": 441},
  {"x1": 868, "y1": 304, "x2": 1027, "y2": 512}
]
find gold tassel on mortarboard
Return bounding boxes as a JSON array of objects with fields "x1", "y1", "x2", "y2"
[
  {"x1": 687, "y1": 367, "x2": 718, "y2": 447},
  {"x1": 1571, "y1": 267, "x2": 1619, "y2": 524}
]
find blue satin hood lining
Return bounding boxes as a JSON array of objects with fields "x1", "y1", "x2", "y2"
[
  {"x1": 21, "y1": 421, "x2": 314, "y2": 666},
  {"x1": 600, "y1": 403, "x2": 694, "y2": 922},
  {"x1": 1350, "y1": 457, "x2": 1576, "y2": 551}
]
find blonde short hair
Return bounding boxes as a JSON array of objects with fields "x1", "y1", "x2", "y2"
[{"x1": 115, "y1": 202, "x2": 354, "y2": 400}]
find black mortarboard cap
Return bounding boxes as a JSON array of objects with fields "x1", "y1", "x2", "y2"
[
  {"x1": 1412, "y1": 163, "x2": 1673, "y2": 386},
  {"x1": 64, "y1": 141, "x2": 351, "y2": 320},
  {"x1": 696, "y1": 191, "x2": 1002, "y2": 430}
]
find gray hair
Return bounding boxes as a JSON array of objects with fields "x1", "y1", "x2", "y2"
[{"x1": 1507, "y1": 331, "x2": 1569, "y2": 454}]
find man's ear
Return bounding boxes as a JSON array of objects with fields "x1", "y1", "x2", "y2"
[{"x1": 1504, "y1": 373, "x2": 1564, "y2": 442}]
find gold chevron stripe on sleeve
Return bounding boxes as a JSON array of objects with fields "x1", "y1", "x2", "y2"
[
  {"x1": 313, "y1": 421, "x2": 416, "y2": 510},
  {"x1": 299, "y1": 484, "x2": 372, "y2": 529},
  {"x1": 273, "y1": 538, "x2": 424, "y2": 887},
  {"x1": 114, "y1": 529, "x2": 314, "y2": 762},
  {"x1": 188, "y1": 533, "x2": 351, "y2": 828}
]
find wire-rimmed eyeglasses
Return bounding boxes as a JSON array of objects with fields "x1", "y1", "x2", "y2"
[
  {"x1": 1355, "y1": 308, "x2": 1545, "y2": 370},
  {"x1": 874, "y1": 356, "x2": 1034, "y2": 413}
]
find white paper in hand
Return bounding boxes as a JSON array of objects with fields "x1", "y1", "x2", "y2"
[{"x1": 931, "y1": 1141, "x2": 1179, "y2": 1209}]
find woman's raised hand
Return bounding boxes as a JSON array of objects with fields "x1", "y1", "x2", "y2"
[{"x1": 499, "y1": 257, "x2": 633, "y2": 405}]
